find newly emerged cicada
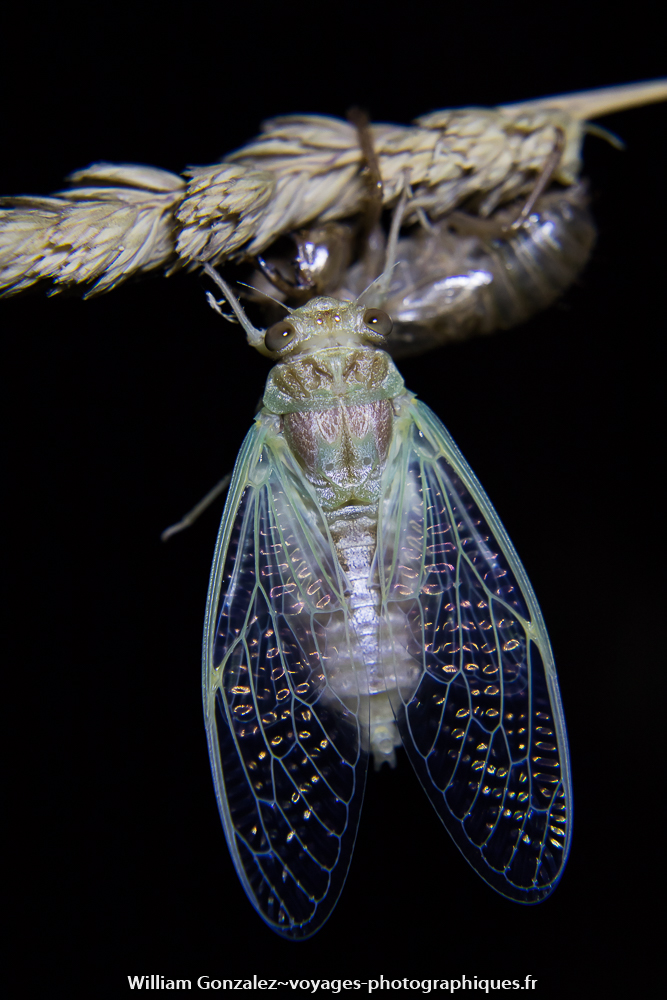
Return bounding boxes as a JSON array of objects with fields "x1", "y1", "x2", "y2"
[{"x1": 201, "y1": 274, "x2": 571, "y2": 938}]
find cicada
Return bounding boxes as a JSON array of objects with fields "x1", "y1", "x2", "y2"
[{"x1": 200, "y1": 270, "x2": 570, "y2": 938}]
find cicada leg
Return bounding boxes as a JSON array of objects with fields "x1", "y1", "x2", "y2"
[{"x1": 160, "y1": 473, "x2": 232, "y2": 541}]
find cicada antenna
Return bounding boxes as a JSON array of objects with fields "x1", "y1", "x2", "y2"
[
  {"x1": 235, "y1": 280, "x2": 295, "y2": 314},
  {"x1": 355, "y1": 260, "x2": 403, "y2": 308},
  {"x1": 202, "y1": 263, "x2": 266, "y2": 350}
]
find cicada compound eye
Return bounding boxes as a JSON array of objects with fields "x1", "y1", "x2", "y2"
[
  {"x1": 265, "y1": 320, "x2": 296, "y2": 353},
  {"x1": 362, "y1": 308, "x2": 393, "y2": 338}
]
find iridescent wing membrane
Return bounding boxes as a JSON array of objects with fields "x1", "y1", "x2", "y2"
[
  {"x1": 203, "y1": 420, "x2": 370, "y2": 939},
  {"x1": 203, "y1": 395, "x2": 571, "y2": 938},
  {"x1": 377, "y1": 399, "x2": 571, "y2": 902}
]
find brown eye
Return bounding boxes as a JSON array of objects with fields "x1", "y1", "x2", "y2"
[
  {"x1": 265, "y1": 320, "x2": 296, "y2": 353},
  {"x1": 363, "y1": 308, "x2": 393, "y2": 337}
]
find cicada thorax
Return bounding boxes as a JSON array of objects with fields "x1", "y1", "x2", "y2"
[
  {"x1": 262, "y1": 346, "x2": 420, "y2": 766},
  {"x1": 267, "y1": 350, "x2": 396, "y2": 506}
]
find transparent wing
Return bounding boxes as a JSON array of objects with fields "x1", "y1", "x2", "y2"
[
  {"x1": 376, "y1": 398, "x2": 571, "y2": 902},
  {"x1": 203, "y1": 417, "x2": 369, "y2": 939}
]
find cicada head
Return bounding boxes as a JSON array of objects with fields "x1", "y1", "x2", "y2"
[
  {"x1": 203, "y1": 263, "x2": 393, "y2": 359},
  {"x1": 263, "y1": 297, "x2": 393, "y2": 358}
]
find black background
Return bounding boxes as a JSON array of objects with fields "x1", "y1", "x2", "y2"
[{"x1": 3, "y1": 3, "x2": 665, "y2": 994}]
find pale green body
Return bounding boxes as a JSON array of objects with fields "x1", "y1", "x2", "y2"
[
  {"x1": 264, "y1": 344, "x2": 418, "y2": 766},
  {"x1": 202, "y1": 296, "x2": 571, "y2": 937}
]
